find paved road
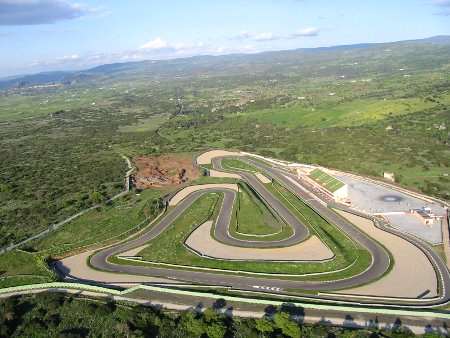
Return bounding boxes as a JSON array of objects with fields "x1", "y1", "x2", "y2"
[
  {"x1": 245, "y1": 158, "x2": 450, "y2": 306},
  {"x1": 62, "y1": 155, "x2": 450, "y2": 306},
  {"x1": 211, "y1": 157, "x2": 310, "y2": 247}
]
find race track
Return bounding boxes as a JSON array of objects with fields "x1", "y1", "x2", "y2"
[{"x1": 59, "y1": 151, "x2": 450, "y2": 307}]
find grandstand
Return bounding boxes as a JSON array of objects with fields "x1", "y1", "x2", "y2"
[{"x1": 309, "y1": 168, "x2": 348, "y2": 200}]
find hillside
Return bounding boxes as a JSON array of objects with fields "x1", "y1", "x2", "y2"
[{"x1": 0, "y1": 36, "x2": 449, "y2": 246}]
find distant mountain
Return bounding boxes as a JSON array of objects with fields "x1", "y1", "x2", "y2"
[
  {"x1": 0, "y1": 35, "x2": 449, "y2": 91},
  {"x1": 416, "y1": 35, "x2": 450, "y2": 44},
  {"x1": 0, "y1": 71, "x2": 73, "y2": 90}
]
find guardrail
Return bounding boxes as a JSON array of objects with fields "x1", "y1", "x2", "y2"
[
  {"x1": 0, "y1": 155, "x2": 134, "y2": 255},
  {"x1": 1, "y1": 282, "x2": 449, "y2": 320},
  {"x1": 329, "y1": 203, "x2": 449, "y2": 303}
]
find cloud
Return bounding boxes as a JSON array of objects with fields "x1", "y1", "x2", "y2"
[
  {"x1": 232, "y1": 31, "x2": 280, "y2": 41},
  {"x1": 139, "y1": 37, "x2": 170, "y2": 50},
  {"x1": 0, "y1": 0, "x2": 90, "y2": 25},
  {"x1": 139, "y1": 38, "x2": 210, "y2": 56},
  {"x1": 57, "y1": 54, "x2": 80, "y2": 61},
  {"x1": 231, "y1": 27, "x2": 319, "y2": 42},
  {"x1": 25, "y1": 38, "x2": 262, "y2": 75},
  {"x1": 253, "y1": 32, "x2": 280, "y2": 41},
  {"x1": 289, "y1": 27, "x2": 320, "y2": 37},
  {"x1": 233, "y1": 31, "x2": 251, "y2": 39}
]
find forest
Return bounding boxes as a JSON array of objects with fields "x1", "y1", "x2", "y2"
[{"x1": 0, "y1": 293, "x2": 439, "y2": 338}]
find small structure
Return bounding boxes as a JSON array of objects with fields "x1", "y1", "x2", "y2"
[
  {"x1": 410, "y1": 207, "x2": 441, "y2": 226},
  {"x1": 308, "y1": 168, "x2": 348, "y2": 201},
  {"x1": 383, "y1": 172, "x2": 395, "y2": 182}
]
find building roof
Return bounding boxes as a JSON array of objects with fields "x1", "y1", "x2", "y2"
[{"x1": 309, "y1": 168, "x2": 345, "y2": 193}]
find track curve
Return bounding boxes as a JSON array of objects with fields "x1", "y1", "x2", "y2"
[
  {"x1": 62, "y1": 151, "x2": 450, "y2": 306},
  {"x1": 87, "y1": 155, "x2": 395, "y2": 295}
]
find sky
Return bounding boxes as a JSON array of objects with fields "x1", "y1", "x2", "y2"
[{"x1": 0, "y1": 0, "x2": 449, "y2": 77}]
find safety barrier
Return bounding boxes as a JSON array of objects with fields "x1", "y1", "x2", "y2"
[{"x1": 1, "y1": 282, "x2": 450, "y2": 320}]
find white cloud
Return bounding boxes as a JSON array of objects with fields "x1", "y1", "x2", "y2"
[
  {"x1": 232, "y1": 31, "x2": 280, "y2": 41},
  {"x1": 253, "y1": 32, "x2": 279, "y2": 41},
  {"x1": 140, "y1": 37, "x2": 170, "y2": 50},
  {"x1": 231, "y1": 27, "x2": 320, "y2": 42},
  {"x1": 18, "y1": 38, "x2": 263, "y2": 75},
  {"x1": 58, "y1": 54, "x2": 80, "y2": 60},
  {"x1": 290, "y1": 27, "x2": 320, "y2": 37},
  {"x1": 234, "y1": 31, "x2": 252, "y2": 39}
]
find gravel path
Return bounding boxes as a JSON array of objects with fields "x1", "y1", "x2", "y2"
[{"x1": 185, "y1": 221, "x2": 333, "y2": 261}]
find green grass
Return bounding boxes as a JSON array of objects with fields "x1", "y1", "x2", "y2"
[
  {"x1": 227, "y1": 183, "x2": 291, "y2": 240},
  {"x1": 0, "y1": 87, "x2": 117, "y2": 122},
  {"x1": 129, "y1": 186, "x2": 372, "y2": 281},
  {"x1": 0, "y1": 250, "x2": 55, "y2": 288},
  {"x1": 221, "y1": 158, "x2": 258, "y2": 172},
  {"x1": 265, "y1": 180, "x2": 372, "y2": 282},
  {"x1": 33, "y1": 189, "x2": 166, "y2": 257},
  {"x1": 310, "y1": 169, "x2": 345, "y2": 192},
  {"x1": 240, "y1": 96, "x2": 445, "y2": 128},
  {"x1": 1, "y1": 39, "x2": 449, "y2": 291},
  {"x1": 118, "y1": 114, "x2": 170, "y2": 133},
  {"x1": 137, "y1": 193, "x2": 219, "y2": 262},
  {"x1": 190, "y1": 176, "x2": 238, "y2": 185}
]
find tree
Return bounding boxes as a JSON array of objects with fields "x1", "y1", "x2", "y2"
[
  {"x1": 273, "y1": 312, "x2": 301, "y2": 338},
  {"x1": 141, "y1": 197, "x2": 165, "y2": 218},
  {"x1": 205, "y1": 321, "x2": 227, "y2": 338},
  {"x1": 90, "y1": 190, "x2": 103, "y2": 204},
  {"x1": 212, "y1": 299, "x2": 227, "y2": 312},
  {"x1": 203, "y1": 308, "x2": 219, "y2": 323},
  {"x1": 180, "y1": 311, "x2": 205, "y2": 337},
  {"x1": 255, "y1": 317, "x2": 274, "y2": 334}
]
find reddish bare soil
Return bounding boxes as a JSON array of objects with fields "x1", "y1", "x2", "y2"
[{"x1": 132, "y1": 154, "x2": 199, "y2": 189}]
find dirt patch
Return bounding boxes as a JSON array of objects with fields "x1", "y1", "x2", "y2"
[{"x1": 132, "y1": 154, "x2": 199, "y2": 189}]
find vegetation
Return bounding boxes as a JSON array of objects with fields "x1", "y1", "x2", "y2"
[
  {"x1": 1, "y1": 38, "x2": 449, "y2": 250},
  {"x1": 0, "y1": 251, "x2": 55, "y2": 288},
  {"x1": 131, "y1": 187, "x2": 371, "y2": 280},
  {"x1": 266, "y1": 181, "x2": 372, "y2": 281},
  {"x1": 0, "y1": 292, "x2": 439, "y2": 337},
  {"x1": 0, "y1": 38, "x2": 448, "y2": 294},
  {"x1": 33, "y1": 189, "x2": 166, "y2": 257},
  {"x1": 0, "y1": 189, "x2": 166, "y2": 284},
  {"x1": 221, "y1": 158, "x2": 259, "y2": 173},
  {"x1": 228, "y1": 182, "x2": 290, "y2": 239}
]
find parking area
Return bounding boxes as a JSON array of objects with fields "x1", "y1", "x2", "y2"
[
  {"x1": 384, "y1": 213, "x2": 443, "y2": 244},
  {"x1": 333, "y1": 173, "x2": 446, "y2": 244}
]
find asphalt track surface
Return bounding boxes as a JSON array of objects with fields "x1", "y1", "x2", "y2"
[
  {"x1": 79, "y1": 155, "x2": 450, "y2": 306},
  {"x1": 211, "y1": 159, "x2": 310, "y2": 248}
]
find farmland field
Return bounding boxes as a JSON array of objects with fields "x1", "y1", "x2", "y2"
[{"x1": 0, "y1": 37, "x2": 449, "y2": 283}]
